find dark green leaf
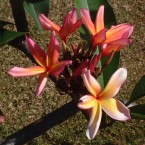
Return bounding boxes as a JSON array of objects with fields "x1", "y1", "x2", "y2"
[
  {"x1": 0, "y1": 29, "x2": 24, "y2": 46},
  {"x1": 23, "y1": 0, "x2": 49, "y2": 31},
  {"x1": 75, "y1": 0, "x2": 90, "y2": 41},
  {"x1": 75, "y1": 0, "x2": 88, "y2": 17},
  {"x1": 127, "y1": 75, "x2": 145, "y2": 105},
  {"x1": 130, "y1": 104, "x2": 145, "y2": 119},
  {"x1": 102, "y1": 52, "x2": 120, "y2": 87}
]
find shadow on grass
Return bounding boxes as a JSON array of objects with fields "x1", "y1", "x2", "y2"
[{"x1": 1, "y1": 101, "x2": 78, "y2": 145}]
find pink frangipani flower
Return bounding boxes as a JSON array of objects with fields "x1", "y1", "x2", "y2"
[
  {"x1": 39, "y1": 9, "x2": 82, "y2": 43},
  {"x1": 8, "y1": 32, "x2": 72, "y2": 97},
  {"x1": 81, "y1": 5, "x2": 133, "y2": 55},
  {"x1": 78, "y1": 68, "x2": 130, "y2": 139}
]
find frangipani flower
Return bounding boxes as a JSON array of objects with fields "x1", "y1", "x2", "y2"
[
  {"x1": 81, "y1": 5, "x2": 133, "y2": 55},
  {"x1": 39, "y1": 9, "x2": 82, "y2": 43},
  {"x1": 8, "y1": 32, "x2": 72, "y2": 97},
  {"x1": 78, "y1": 68, "x2": 130, "y2": 140}
]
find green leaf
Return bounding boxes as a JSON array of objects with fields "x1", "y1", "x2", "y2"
[
  {"x1": 130, "y1": 104, "x2": 145, "y2": 120},
  {"x1": 127, "y1": 75, "x2": 145, "y2": 105},
  {"x1": 75, "y1": 0, "x2": 89, "y2": 17},
  {"x1": 0, "y1": 29, "x2": 24, "y2": 46},
  {"x1": 102, "y1": 52, "x2": 120, "y2": 87},
  {"x1": 75, "y1": 0, "x2": 90, "y2": 41},
  {"x1": 23, "y1": 0, "x2": 49, "y2": 31}
]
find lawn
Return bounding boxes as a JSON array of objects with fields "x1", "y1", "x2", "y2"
[{"x1": 0, "y1": 0, "x2": 145, "y2": 145}]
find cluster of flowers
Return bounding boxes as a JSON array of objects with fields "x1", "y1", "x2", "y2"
[{"x1": 8, "y1": 6, "x2": 133, "y2": 139}]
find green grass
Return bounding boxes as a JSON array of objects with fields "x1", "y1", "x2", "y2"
[{"x1": 0, "y1": 0, "x2": 145, "y2": 144}]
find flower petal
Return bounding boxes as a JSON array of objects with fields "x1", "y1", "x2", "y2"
[
  {"x1": 80, "y1": 8, "x2": 96, "y2": 35},
  {"x1": 105, "y1": 23, "x2": 133, "y2": 43},
  {"x1": 59, "y1": 14, "x2": 73, "y2": 42},
  {"x1": 108, "y1": 38, "x2": 132, "y2": 45},
  {"x1": 50, "y1": 60, "x2": 72, "y2": 77},
  {"x1": 92, "y1": 28, "x2": 107, "y2": 45},
  {"x1": 35, "y1": 72, "x2": 48, "y2": 97},
  {"x1": 26, "y1": 36, "x2": 46, "y2": 68},
  {"x1": 78, "y1": 95, "x2": 97, "y2": 109},
  {"x1": 72, "y1": 59, "x2": 89, "y2": 77},
  {"x1": 69, "y1": 8, "x2": 77, "y2": 23},
  {"x1": 82, "y1": 69, "x2": 101, "y2": 97},
  {"x1": 69, "y1": 18, "x2": 83, "y2": 37},
  {"x1": 39, "y1": 14, "x2": 60, "y2": 33},
  {"x1": 89, "y1": 54, "x2": 101, "y2": 73},
  {"x1": 100, "y1": 68, "x2": 127, "y2": 99},
  {"x1": 8, "y1": 66, "x2": 45, "y2": 77},
  {"x1": 95, "y1": 5, "x2": 105, "y2": 33},
  {"x1": 86, "y1": 103, "x2": 102, "y2": 140},
  {"x1": 100, "y1": 98, "x2": 131, "y2": 120},
  {"x1": 102, "y1": 44, "x2": 122, "y2": 56},
  {"x1": 102, "y1": 38, "x2": 132, "y2": 55},
  {"x1": 47, "y1": 31, "x2": 60, "y2": 66}
]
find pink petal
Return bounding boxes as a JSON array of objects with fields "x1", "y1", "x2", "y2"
[
  {"x1": 100, "y1": 68, "x2": 127, "y2": 99},
  {"x1": 47, "y1": 31, "x2": 60, "y2": 66},
  {"x1": 89, "y1": 54, "x2": 101, "y2": 73},
  {"x1": 95, "y1": 5, "x2": 105, "y2": 33},
  {"x1": 102, "y1": 44, "x2": 121, "y2": 56},
  {"x1": 82, "y1": 69, "x2": 101, "y2": 97},
  {"x1": 8, "y1": 66, "x2": 45, "y2": 77},
  {"x1": 71, "y1": 43, "x2": 77, "y2": 56},
  {"x1": 69, "y1": 8, "x2": 77, "y2": 23},
  {"x1": 59, "y1": 14, "x2": 73, "y2": 42},
  {"x1": 35, "y1": 72, "x2": 48, "y2": 97},
  {"x1": 108, "y1": 38, "x2": 132, "y2": 45},
  {"x1": 39, "y1": 14, "x2": 60, "y2": 33},
  {"x1": 26, "y1": 36, "x2": 46, "y2": 68},
  {"x1": 78, "y1": 95, "x2": 97, "y2": 109},
  {"x1": 100, "y1": 98, "x2": 131, "y2": 120},
  {"x1": 59, "y1": 9, "x2": 82, "y2": 42},
  {"x1": 105, "y1": 23, "x2": 133, "y2": 43},
  {"x1": 69, "y1": 18, "x2": 83, "y2": 37},
  {"x1": 80, "y1": 8, "x2": 96, "y2": 35},
  {"x1": 50, "y1": 60, "x2": 72, "y2": 77},
  {"x1": 86, "y1": 103, "x2": 102, "y2": 140},
  {"x1": 72, "y1": 59, "x2": 89, "y2": 77},
  {"x1": 92, "y1": 28, "x2": 107, "y2": 45},
  {"x1": 102, "y1": 38, "x2": 132, "y2": 55}
]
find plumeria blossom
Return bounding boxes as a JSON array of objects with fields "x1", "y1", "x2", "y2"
[
  {"x1": 8, "y1": 32, "x2": 72, "y2": 97},
  {"x1": 81, "y1": 5, "x2": 133, "y2": 55},
  {"x1": 78, "y1": 68, "x2": 130, "y2": 140},
  {"x1": 39, "y1": 8, "x2": 82, "y2": 43}
]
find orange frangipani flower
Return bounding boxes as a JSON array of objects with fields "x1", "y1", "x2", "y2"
[
  {"x1": 8, "y1": 32, "x2": 72, "y2": 97},
  {"x1": 78, "y1": 68, "x2": 130, "y2": 140},
  {"x1": 81, "y1": 5, "x2": 133, "y2": 55},
  {"x1": 39, "y1": 8, "x2": 82, "y2": 43}
]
